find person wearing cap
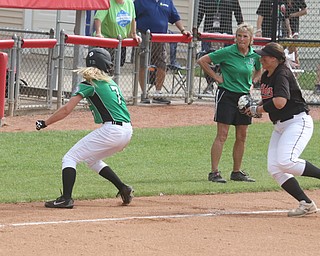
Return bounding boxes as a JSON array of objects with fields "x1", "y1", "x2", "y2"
[
  {"x1": 35, "y1": 48, "x2": 134, "y2": 209},
  {"x1": 197, "y1": 23, "x2": 262, "y2": 183},
  {"x1": 246, "y1": 42, "x2": 320, "y2": 217}
]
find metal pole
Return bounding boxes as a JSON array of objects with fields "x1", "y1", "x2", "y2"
[
  {"x1": 142, "y1": 30, "x2": 151, "y2": 99},
  {"x1": 57, "y1": 29, "x2": 66, "y2": 109},
  {"x1": 186, "y1": 40, "x2": 194, "y2": 104},
  {"x1": 47, "y1": 29, "x2": 55, "y2": 108},
  {"x1": 14, "y1": 36, "x2": 22, "y2": 111},
  {"x1": 271, "y1": 0, "x2": 278, "y2": 42},
  {"x1": 72, "y1": 11, "x2": 86, "y2": 91},
  {"x1": 7, "y1": 34, "x2": 18, "y2": 116},
  {"x1": 132, "y1": 33, "x2": 141, "y2": 105},
  {"x1": 114, "y1": 35, "x2": 122, "y2": 85}
]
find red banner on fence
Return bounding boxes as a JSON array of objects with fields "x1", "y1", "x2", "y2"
[{"x1": 0, "y1": 0, "x2": 110, "y2": 10}]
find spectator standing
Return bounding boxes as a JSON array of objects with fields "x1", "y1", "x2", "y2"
[
  {"x1": 256, "y1": 0, "x2": 286, "y2": 38},
  {"x1": 197, "y1": 0, "x2": 243, "y2": 52},
  {"x1": 248, "y1": 42, "x2": 319, "y2": 217},
  {"x1": 134, "y1": 0, "x2": 191, "y2": 104},
  {"x1": 283, "y1": 0, "x2": 307, "y2": 38},
  {"x1": 282, "y1": 1, "x2": 307, "y2": 76},
  {"x1": 94, "y1": 0, "x2": 141, "y2": 66},
  {"x1": 36, "y1": 48, "x2": 134, "y2": 208},
  {"x1": 197, "y1": 24, "x2": 262, "y2": 183},
  {"x1": 197, "y1": 0, "x2": 243, "y2": 94}
]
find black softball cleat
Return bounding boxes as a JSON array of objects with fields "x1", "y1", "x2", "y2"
[
  {"x1": 45, "y1": 195, "x2": 74, "y2": 209},
  {"x1": 117, "y1": 185, "x2": 134, "y2": 205}
]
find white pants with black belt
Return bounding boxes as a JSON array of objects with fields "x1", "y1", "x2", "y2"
[
  {"x1": 62, "y1": 122, "x2": 133, "y2": 173},
  {"x1": 267, "y1": 112, "x2": 314, "y2": 185}
]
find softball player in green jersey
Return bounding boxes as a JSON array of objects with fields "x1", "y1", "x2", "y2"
[{"x1": 36, "y1": 48, "x2": 133, "y2": 208}]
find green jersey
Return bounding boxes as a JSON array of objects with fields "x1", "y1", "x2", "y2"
[
  {"x1": 94, "y1": 0, "x2": 136, "y2": 39},
  {"x1": 72, "y1": 80, "x2": 130, "y2": 124},
  {"x1": 209, "y1": 44, "x2": 262, "y2": 93}
]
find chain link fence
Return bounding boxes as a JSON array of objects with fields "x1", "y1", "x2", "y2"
[
  {"x1": 193, "y1": 0, "x2": 320, "y2": 103},
  {"x1": 1, "y1": 1, "x2": 320, "y2": 116}
]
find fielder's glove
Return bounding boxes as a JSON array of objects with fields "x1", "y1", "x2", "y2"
[
  {"x1": 36, "y1": 120, "x2": 47, "y2": 130},
  {"x1": 237, "y1": 95, "x2": 262, "y2": 118}
]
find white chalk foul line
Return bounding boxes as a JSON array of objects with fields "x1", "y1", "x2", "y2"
[{"x1": 0, "y1": 209, "x2": 288, "y2": 228}]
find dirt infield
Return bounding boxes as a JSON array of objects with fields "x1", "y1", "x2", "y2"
[{"x1": 1, "y1": 103, "x2": 320, "y2": 256}]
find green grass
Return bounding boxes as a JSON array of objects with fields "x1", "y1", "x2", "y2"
[{"x1": 1, "y1": 122, "x2": 320, "y2": 203}]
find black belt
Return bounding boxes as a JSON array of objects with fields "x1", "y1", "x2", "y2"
[
  {"x1": 272, "y1": 111, "x2": 309, "y2": 124},
  {"x1": 111, "y1": 121, "x2": 123, "y2": 126},
  {"x1": 273, "y1": 116, "x2": 294, "y2": 124}
]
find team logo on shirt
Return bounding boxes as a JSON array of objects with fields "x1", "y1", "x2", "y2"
[
  {"x1": 260, "y1": 83, "x2": 273, "y2": 100},
  {"x1": 116, "y1": 10, "x2": 131, "y2": 27},
  {"x1": 247, "y1": 58, "x2": 255, "y2": 66},
  {"x1": 159, "y1": 2, "x2": 169, "y2": 7}
]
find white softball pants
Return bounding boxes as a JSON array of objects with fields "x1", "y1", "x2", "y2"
[
  {"x1": 267, "y1": 112, "x2": 313, "y2": 186},
  {"x1": 62, "y1": 122, "x2": 133, "y2": 173}
]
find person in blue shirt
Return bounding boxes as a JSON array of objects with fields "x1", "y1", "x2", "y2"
[{"x1": 134, "y1": 0, "x2": 191, "y2": 104}]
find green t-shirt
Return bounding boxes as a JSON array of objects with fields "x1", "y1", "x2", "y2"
[
  {"x1": 94, "y1": 0, "x2": 136, "y2": 39},
  {"x1": 72, "y1": 80, "x2": 130, "y2": 124},
  {"x1": 209, "y1": 44, "x2": 262, "y2": 93}
]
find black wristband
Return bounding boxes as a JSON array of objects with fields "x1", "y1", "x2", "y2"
[
  {"x1": 181, "y1": 29, "x2": 185, "y2": 34},
  {"x1": 263, "y1": 100, "x2": 278, "y2": 113}
]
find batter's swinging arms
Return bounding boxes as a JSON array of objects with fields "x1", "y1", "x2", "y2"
[
  {"x1": 36, "y1": 48, "x2": 133, "y2": 208},
  {"x1": 245, "y1": 42, "x2": 320, "y2": 217}
]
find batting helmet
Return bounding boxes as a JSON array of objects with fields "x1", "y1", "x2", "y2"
[{"x1": 86, "y1": 48, "x2": 113, "y2": 74}]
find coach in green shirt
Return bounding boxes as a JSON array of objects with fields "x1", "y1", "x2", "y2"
[{"x1": 197, "y1": 23, "x2": 262, "y2": 184}]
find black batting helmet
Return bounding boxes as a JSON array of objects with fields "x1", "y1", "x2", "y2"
[{"x1": 86, "y1": 47, "x2": 113, "y2": 73}]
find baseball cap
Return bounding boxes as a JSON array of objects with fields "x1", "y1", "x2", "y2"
[{"x1": 255, "y1": 42, "x2": 286, "y2": 61}]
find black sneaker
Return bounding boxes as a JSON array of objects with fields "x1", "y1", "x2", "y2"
[
  {"x1": 45, "y1": 195, "x2": 74, "y2": 209},
  {"x1": 141, "y1": 98, "x2": 151, "y2": 104},
  {"x1": 208, "y1": 171, "x2": 227, "y2": 183},
  {"x1": 140, "y1": 94, "x2": 150, "y2": 104},
  {"x1": 117, "y1": 185, "x2": 134, "y2": 205},
  {"x1": 153, "y1": 97, "x2": 171, "y2": 104},
  {"x1": 230, "y1": 171, "x2": 255, "y2": 182}
]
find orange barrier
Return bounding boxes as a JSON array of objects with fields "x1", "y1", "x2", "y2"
[
  {"x1": 65, "y1": 35, "x2": 119, "y2": 48},
  {"x1": 0, "y1": 52, "x2": 8, "y2": 123},
  {"x1": 198, "y1": 32, "x2": 271, "y2": 46},
  {"x1": 21, "y1": 39, "x2": 57, "y2": 48},
  {"x1": 150, "y1": 33, "x2": 192, "y2": 43},
  {"x1": 0, "y1": 40, "x2": 14, "y2": 49}
]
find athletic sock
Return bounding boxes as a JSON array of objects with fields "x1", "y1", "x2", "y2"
[
  {"x1": 302, "y1": 161, "x2": 320, "y2": 179},
  {"x1": 281, "y1": 177, "x2": 312, "y2": 203},
  {"x1": 99, "y1": 166, "x2": 125, "y2": 190},
  {"x1": 62, "y1": 167, "x2": 76, "y2": 199}
]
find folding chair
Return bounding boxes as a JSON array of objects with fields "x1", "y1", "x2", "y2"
[{"x1": 166, "y1": 64, "x2": 187, "y2": 94}]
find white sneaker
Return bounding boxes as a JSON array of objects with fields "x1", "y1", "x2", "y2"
[{"x1": 288, "y1": 200, "x2": 318, "y2": 217}]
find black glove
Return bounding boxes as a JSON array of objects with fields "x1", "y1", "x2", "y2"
[{"x1": 36, "y1": 120, "x2": 47, "y2": 130}]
